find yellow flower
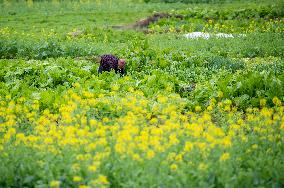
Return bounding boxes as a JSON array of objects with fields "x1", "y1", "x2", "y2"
[
  {"x1": 166, "y1": 86, "x2": 172, "y2": 92},
  {"x1": 210, "y1": 98, "x2": 217, "y2": 105},
  {"x1": 78, "y1": 185, "x2": 90, "y2": 188},
  {"x1": 224, "y1": 99, "x2": 232, "y2": 106},
  {"x1": 115, "y1": 143, "x2": 125, "y2": 153},
  {"x1": 73, "y1": 176, "x2": 82, "y2": 182},
  {"x1": 207, "y1": 105, "x2": 213, "y2": 111},
  {"x1": 88, "y1": 164, "x2": 97, "y2": 172},
  {"x1": 246, "y1": 107, "x2": 253, "y2": 113},
  {"x1": 170, "y1": 164, "x2": 178, "y2": 171},
  {"x1": 220, "y1": 152, "x2": 230, "y2": 161},
  {"x1": 222, "y1": 137, "x2": 232, "y2": 147},
  {"x1": 260, "y1": 108, "x2": 273, "y2": 117},
  {"x1": 132, "y1": 153, "x2": 142, "y2": 161},
  {"x1": 91, "y1": 175, "x2": 109, "y2": 186},
  {"x1": 50, "y1": 180, "x2": 60, "y2": 188},
  {"x1": 73, "y1": 82, "x2": 81, "y2": 88},
  {"x1": 148, "y1": 116, "x2": 158, "y2": 124},
  {"x1": 196, "y1": 142, "x2": 206, "y2": 151},
  {"x1": 96, "y1": 175, "x2": 109, "y2": 185},
  {"x1": 198, "y1": 163, "x2": 208, "y2": 171},
  {"x1": 102, "y1": 117, "x2": 109, "y2": 123},
  {"x1": 195, "y1": 106, "x2": 202, "y2": 112},
  {"x1": 273, "y1": 97, "x2": 281, "y2": 106},
  {"x1": 175, "y1": 153, "x2": 183, "y2": 162},
  {"x1": 217, "y1": 91, "x2": 223, "y2": 98},
  {"x1": 260, "y1": 99, "x2": 266, "y2": 107},
  {"x1": 44, "y1": 137, "x2": 53, "y2": 144},
  {"x1": 111, "y1": 84, "x2": 119, "y2": 91},
  {"x1": 224, "y1": 105, "x2": 231, "y2": 112},
  {"x1": 280, "y1": 122, "x2": 284, "y2": 130},
  {"x1": 128, "y1": 87, "x2": 134, "y2": 92},
  {"x1": 180, "y1": 115, "x2": 188, "y2": 122},
  {"x1": 157, "y1": 95, "x2": 167, "y2": 103},
  {"x1": 237, "y1": 119, "x2": 244, "y2": 125},
  {"x1": 89, "y1": 119, "x2": 97, "y2": 127},
  {"x1": 5, "y1": 95, "x2": 11, "y2": 100},
  {"x1": 146, "y1": 150, "x2": 155, "y2": 159},
  {"x1": 184, "y1": 142, "x2": 193, "y2": 152},
  {"x1": 169, "y1": 133, "x2": 179, "y2": 145}
]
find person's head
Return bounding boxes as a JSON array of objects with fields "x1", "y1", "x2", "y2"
[{"x1": 118, "y1": 59, "x2": 126, "y2": 69}]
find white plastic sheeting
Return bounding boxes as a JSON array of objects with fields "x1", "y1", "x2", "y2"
[{"x1": 184, "y1": 32, "x2": 245, "y2": 39}]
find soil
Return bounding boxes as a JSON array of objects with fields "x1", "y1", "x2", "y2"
[{"x1": 112, "y1": 12, "x2": 184, "y2": 30}]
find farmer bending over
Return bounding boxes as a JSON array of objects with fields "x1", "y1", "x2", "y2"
[{"x1": 98, "y1": 54, "x2": 126, "y2": 76}]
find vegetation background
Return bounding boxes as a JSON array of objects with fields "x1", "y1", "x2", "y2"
[{"x1": 0, "y1": 0, "x2": 283, "y2": 187}]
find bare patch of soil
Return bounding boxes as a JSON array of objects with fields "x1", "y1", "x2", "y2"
[{"x1": 112, "y1": 12, "x2": 183, "y2": 30}]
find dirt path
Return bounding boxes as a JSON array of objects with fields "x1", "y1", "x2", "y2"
[{"x1": 112, "y1": 12, "x2": 184, "y2": 30}]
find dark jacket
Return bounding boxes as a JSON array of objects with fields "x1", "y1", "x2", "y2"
[{"x1": 98, "y1": 54, "x2": 125, "y2": 76}]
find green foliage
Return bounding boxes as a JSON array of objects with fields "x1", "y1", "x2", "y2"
[
  {"x1": 0, "y1": 0, "x2": 284, "y2": 187},
  {"x1": 217, "y1": 70, "x2": 284, "y2": 108}
]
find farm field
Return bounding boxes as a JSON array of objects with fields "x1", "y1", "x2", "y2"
[{"x1": 0, "y1": 0, "x2": 284, "y2": 187}]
